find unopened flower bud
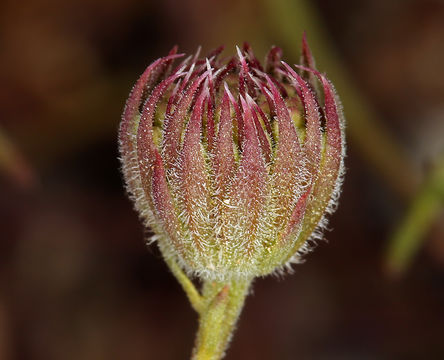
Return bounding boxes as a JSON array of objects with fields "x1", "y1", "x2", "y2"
[{"x1": 119, "y1": 39, "x2": 345, "y2": 281}]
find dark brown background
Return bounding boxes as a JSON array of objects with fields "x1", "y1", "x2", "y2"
[{"x1": 1, "y1": 0, "x2": 444, "y2": 359}]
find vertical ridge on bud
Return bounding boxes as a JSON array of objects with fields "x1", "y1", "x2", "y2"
[
  {"x1": 294, "y1": 71, "x2": 322, "y2": 176},
  {"x1": 152, "y1": 150, "x2": 184, "y2": 257},
  {"x1": 246, "y1": 94, "x2": 272, "y2": 163},
  {"x1": 300, "y1": 33, "x2": 319, "y2": 93},
  {"x1": 119, "y1": 54, "x2": 184, "y2": 229},
  {"x1": 162, "y1": 71, "x2": 208, "y2": 169},
  {"x1": 205, "y1": 59, "x2": 216, "y2": 153},
  {"x1": 222, "y1": 95, "x2": 267, "y2": 262},
  {"x1": 224, "y1": 82, "x2": 244, "y2": 152},
  {"x1": 179, "y1": 88, "x2": 211, "y2": 253},
  {"x1": 289, "y1": 69, "x2": 345, "y2": 259},
  {"x1": 265, "y1": 75, "x2": 306, "y2": 237},
  {"x1": 213, "y1": 88, "x2": 236, "y2": 194},
  {"x1": 136, "y1": 69, "x2": 185, "y2": 217}
]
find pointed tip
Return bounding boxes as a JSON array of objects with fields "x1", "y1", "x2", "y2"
[
  {"x1": 164, "y1": 53, "x2": 186, "y2": 61},
  {"x1": 262, "y1": 85, "x2": 273, "y2": 99},
  {"x1": 282, "y1": 62, "x2": 308, "y2": 87},
  {"x1": 176, "y1": 63, "x2": 188, "y2": 76},
  {"x1": 236, "y1": 45, "x2": 249, "y2": 73},
  {"x1": 293, "y1": 64, "x2": 334, "y2": 100},
  {"x1": 264, "y1": 73, "x2": 280, "y2": 99},
  {"x1": 121, "y1": 55, "x2": 184, "y2": 130},
  {"x1": 168, "y1": 45, "x2": 179, "y2": 55},
  {"x1": 263, "y1": 73, "x2": 273, "y2": 86},
  {"x1": 248, "y1": 72, "x2": 262, "y2": 89},
  {"x1": 192, "y1": 45, "x2": 202, "y2": 63},
  {"x1": 301, "y1": 33, "x2": 316, "y2": 70},
  {"x1": 293, "y1": 63, "x2": 315, "y2": 74},
  {"x1": 205, "y1": 58, "x2": 214, "y2": 83},
  {"x1": 245, "y1": 93, "x2": 260, "y2": 117},
  {"x1": 281, "y1": 61, "x2": 297, "y2": 77},
  {"x1": 183, "y1": 62, "x2": 196, "y2": 84},
  {"x1": 239, "y1": 94, "x2": 247, "y2": 110},
  {"x1": 245, "y1": 92, "x2": 255, "y2": 105},
  {"x1": 224, "y1": 82, "x2": 236, "y2": 104},
  {"x1": 236, "y1": 45, "x2": 243, "y2": 59}
]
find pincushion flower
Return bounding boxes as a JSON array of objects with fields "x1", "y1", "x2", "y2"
[{"x1": 119, "y1": 37, "x2": 345, "y2": 360}]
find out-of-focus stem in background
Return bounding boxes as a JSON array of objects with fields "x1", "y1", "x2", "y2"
[
  {"x1": 385, "y1": 154, "x2": 444, "y2": 277},
  {"x1": 264, "y1": 0, "x2": 421, "y2": 200}
]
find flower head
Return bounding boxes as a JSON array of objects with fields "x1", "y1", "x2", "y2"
[{"x1": 119, "y1": 38, "x2": 345, "y2": 281}]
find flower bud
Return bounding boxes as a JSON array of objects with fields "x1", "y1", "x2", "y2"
[{"x1": 119, "y1": 39, "x2": 345, "y2": 281}]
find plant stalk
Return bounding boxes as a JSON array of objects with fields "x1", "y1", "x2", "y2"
[{"x1": 191, "y1": 279, "x2": 252, "y2": 360}]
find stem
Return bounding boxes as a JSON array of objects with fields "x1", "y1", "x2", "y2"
[
  {"x1": 385, "y1": 153, "x2": 444, "y2": 276},
  {"x1": 161, "y1": 245, "x2": 252, "y2": 359},
  {"x1": 164, "y1": 256, "x2": 205, "y2": 313},
  {"x1": 192, "y1": 279, "x2": 252, "y2": 360}
]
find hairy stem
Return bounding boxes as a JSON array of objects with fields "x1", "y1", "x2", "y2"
[
  {"x1": 162, "y1": 246, "x2": 252, "y2": 359},
  {"x1": 191, "y1": 279, "x2": 252, "y2": 360}
]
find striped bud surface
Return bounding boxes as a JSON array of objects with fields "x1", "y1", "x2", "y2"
[{"x1": 119, "y1": 39, "x2": 345, "y2": 281}]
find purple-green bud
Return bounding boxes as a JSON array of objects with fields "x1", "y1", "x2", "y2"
[{"x1": 119, "y1": 39, "x2": 345, "y2": 281}]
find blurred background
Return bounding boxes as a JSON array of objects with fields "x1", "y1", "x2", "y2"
[{"x1": 1, "y1": 0, "x2": 444, "y2": 358}]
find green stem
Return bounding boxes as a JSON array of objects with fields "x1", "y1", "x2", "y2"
[
  {"x1": 385, "y1": 154, "x2": 444, "y2": 276},
  {"x1": 164, "y1": 256, "x2": 205, "y2": 313},
  {"x1": 192, "y1": 279, "x2": 252, "y2": 360},
  {"x1": 161, "y1": 247, "x2": 252, "y2": 359}
]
